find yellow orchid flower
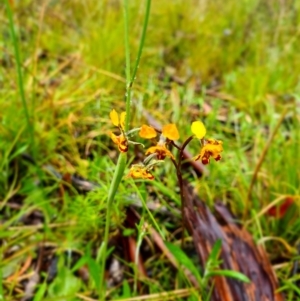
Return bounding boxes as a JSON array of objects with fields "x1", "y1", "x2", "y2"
[
  {"x1": 145, "y1": 143, "x2": 175, "y2": 160},
  {"x1": 109, "y1": 109, "x2": 128, "y2": 152},
  {"x1": 194, "y1": 139, "x2": 223, "y2": 165},
  {"x1": 110, "y1": 109, "x2": 126, "y2": 130},
  {"x1": 139, "y1": 123, "x2": 178, "y2": 160},
  {"x1": 126, "y1": 165, "x2": 154, "y2": 180},
  {"x1": 110, "y1": 132, "x2": 128, "y2": 153}
]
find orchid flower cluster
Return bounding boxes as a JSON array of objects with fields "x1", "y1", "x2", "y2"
[{"x1": 109, "y1": 109, "x2": 223, "y2": 180}]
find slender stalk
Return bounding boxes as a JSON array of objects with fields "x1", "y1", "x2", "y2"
[
  {"x1": 99, "y1": 154, "x2": 127, "y2": 300},
  {"x1": 130, "y1": 0, "x2": 151, "y2": 88},
  {"x1": 124, "y1": 0, "x2": 152, "y2": 131},
  {"x1": 99, "y1": 1, "x2": 151, "y2": 299},
  {"x1": 178, "y1": 136, "x2": 194, "y2": 168},
  {"x1": 176, "y1": 136, "x2": 195, "y2": 208},
  {"x1": 174, "y1": 135, "x2": 194, "y2": 246},
  {"x1": 0, "y1": 255, "x2": 3, "y2": 298},
  {"x1": 124, "y1": 0, "x2": 131, "y2": 132},
  {"x1": 5, "y1": 0, "x2": 35, "y2": 155}
]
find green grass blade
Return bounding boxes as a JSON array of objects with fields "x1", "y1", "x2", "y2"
[{"x1": 5, "y1": 0, "x2": 35, "y2": 156}]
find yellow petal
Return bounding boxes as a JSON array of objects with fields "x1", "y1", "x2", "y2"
[
  {"x1": 110, "y1": 131, "x2": 118, "y2": 144},
  {"x1": 162, "y1": 124, "x2": 179, "y2": 140},
  {"x1": 110, "y1": 109, "x2": 119, "y2": 127},
  {"x1": 120, "y1": 112, "x2": 126, "y2": 130},
  {"x1": 191, "y1": 121, "x2": 206, "y2": 139},
  {"x1": 139, "y1": 125, "x2": 157, "y2": 139},
  {"x1": 126, "y1": 166, "x2": 142, "y2": 179},
  {"x1": 206, "y1": 139, "x2": 223, "y2": 155},
  {"x1": 145, "y1": 146, "x2": 157, "y2": 155},
  {"x1": 127, "y1": 166, "x2": 154, "y2": 180}
]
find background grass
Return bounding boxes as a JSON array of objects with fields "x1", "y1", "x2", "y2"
[{"x1": 1, "y1": 0, "x2": 300, "y2": 300}]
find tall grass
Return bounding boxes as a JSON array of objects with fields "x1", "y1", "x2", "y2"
[{"x1": 5, "y1": 0, "x2": 34, "y2": 155}]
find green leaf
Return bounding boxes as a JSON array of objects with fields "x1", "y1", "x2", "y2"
[
  {"x1": 165, "y1": 242, "x2": 202, "y2": 283},
  {"x1": 0, "y1": 268, "x2": 4, "y2": 301},
  {"x1": 9, "y1": 144, "x2": 28, "y2": 161},
  {"x1": 33, "y1": 282, "x2": 47, "y2": 301},
  {"x1": 123, "y1": 228, "x2": 135, "y2": 237},
  {"x1": 207, "y1": 239, "x2": 222, "y2": 262},
  {"x1": 71, "y1": 256, "x2": 87, "y2": 273},
  {"x1": 87, "y1": 257, "x2": 101, "y2": 293},
  {"x1": 117, "y1": 280, "x2": 131, "y2": 299},
  {"x1": 48, "y1": 266, "x2": 81, "y2": 299},
  {"x1": 207, "y1": 269, "x2": 250, "y2": 283}
]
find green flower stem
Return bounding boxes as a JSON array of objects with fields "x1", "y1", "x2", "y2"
[
  {"x1": 99, "y1": 153, "x2": 126, "y2": 300},
  {"x1": 123, "y1": 0, "x2": 131, "y2": 132},
  {"x1": 99, "y1": 1, "x2": 151, "y2": 299},
  {"x1": 124, "y1": 0, "x2": 152, "y2": 131},
  {"x1": 130, "y1": 0, "x2": 151, "y2": 88},
  {"x1": 5, "y1": 0, "x2": 35, "y2": 155}
]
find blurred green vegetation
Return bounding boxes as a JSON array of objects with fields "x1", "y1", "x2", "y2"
[{"x1": 0, "y1": 0, "x2": 299, "y2": 300}]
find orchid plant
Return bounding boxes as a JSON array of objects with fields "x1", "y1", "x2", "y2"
[
  {"x1": 109, "y1": 109, "x2": 223, "y2": 207},
  {"x1": 100, "y1": 0, "x2": 222, "y2": 297}
]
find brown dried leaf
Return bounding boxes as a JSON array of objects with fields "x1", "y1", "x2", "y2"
[{"x1": 183, "y1": 184, "x2": 284, "y2": 301}]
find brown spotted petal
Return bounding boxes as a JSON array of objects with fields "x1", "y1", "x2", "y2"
[
  {"x1": 110, "y1": 132, "x2": 128, "y2": 153},
  {"x1": 145, "y1": 144, "x2": 174, "y2": 160}
]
